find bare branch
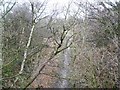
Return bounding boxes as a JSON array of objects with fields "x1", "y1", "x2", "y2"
[{"x1": 1, "y1": 2, "x2": 16, "y2": 19}]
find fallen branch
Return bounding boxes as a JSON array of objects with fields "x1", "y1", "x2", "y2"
[{"x1": 23, "y1": 41, "x2": 72, "y2": 89}]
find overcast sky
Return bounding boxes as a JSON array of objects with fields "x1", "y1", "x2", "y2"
[
  {"x1": 8, "y1": 0, "x2": 120, "y2": 6},
  {"x1": 12, "y1": 0, "x2": 119, "y2": 12},
  {"x1": 4, "y1": 0, "x2": 119, "y2": 18},
  {"x1": 19, "y1": 0, "x2": 119, "y2": 3},
  {"x1": 5, "y1": 0, "x2": 120, "y2": 11}
]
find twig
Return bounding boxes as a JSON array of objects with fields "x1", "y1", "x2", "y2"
[{"x1": 2, "y1": 2, "x2": 16, "y2": 19}]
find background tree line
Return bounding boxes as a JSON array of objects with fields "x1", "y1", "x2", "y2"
[{"x1": 0, "y1": 0, "x2": 119, "y2": 88}]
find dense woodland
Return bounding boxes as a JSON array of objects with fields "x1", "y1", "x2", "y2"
[{"x1": 0, "y1": 0, "x2": 120, "y2": 88}]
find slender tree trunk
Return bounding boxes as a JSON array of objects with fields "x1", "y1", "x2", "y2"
[
  {"x1": 18, "y1": 2, "x2": 35, "y2": 75},
  {"x1": 19, "y1": 24, "x2": 35, "y2": 74},
  {"x1": 14, "y1": 3, "x2": 35, "y2": 85}
]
